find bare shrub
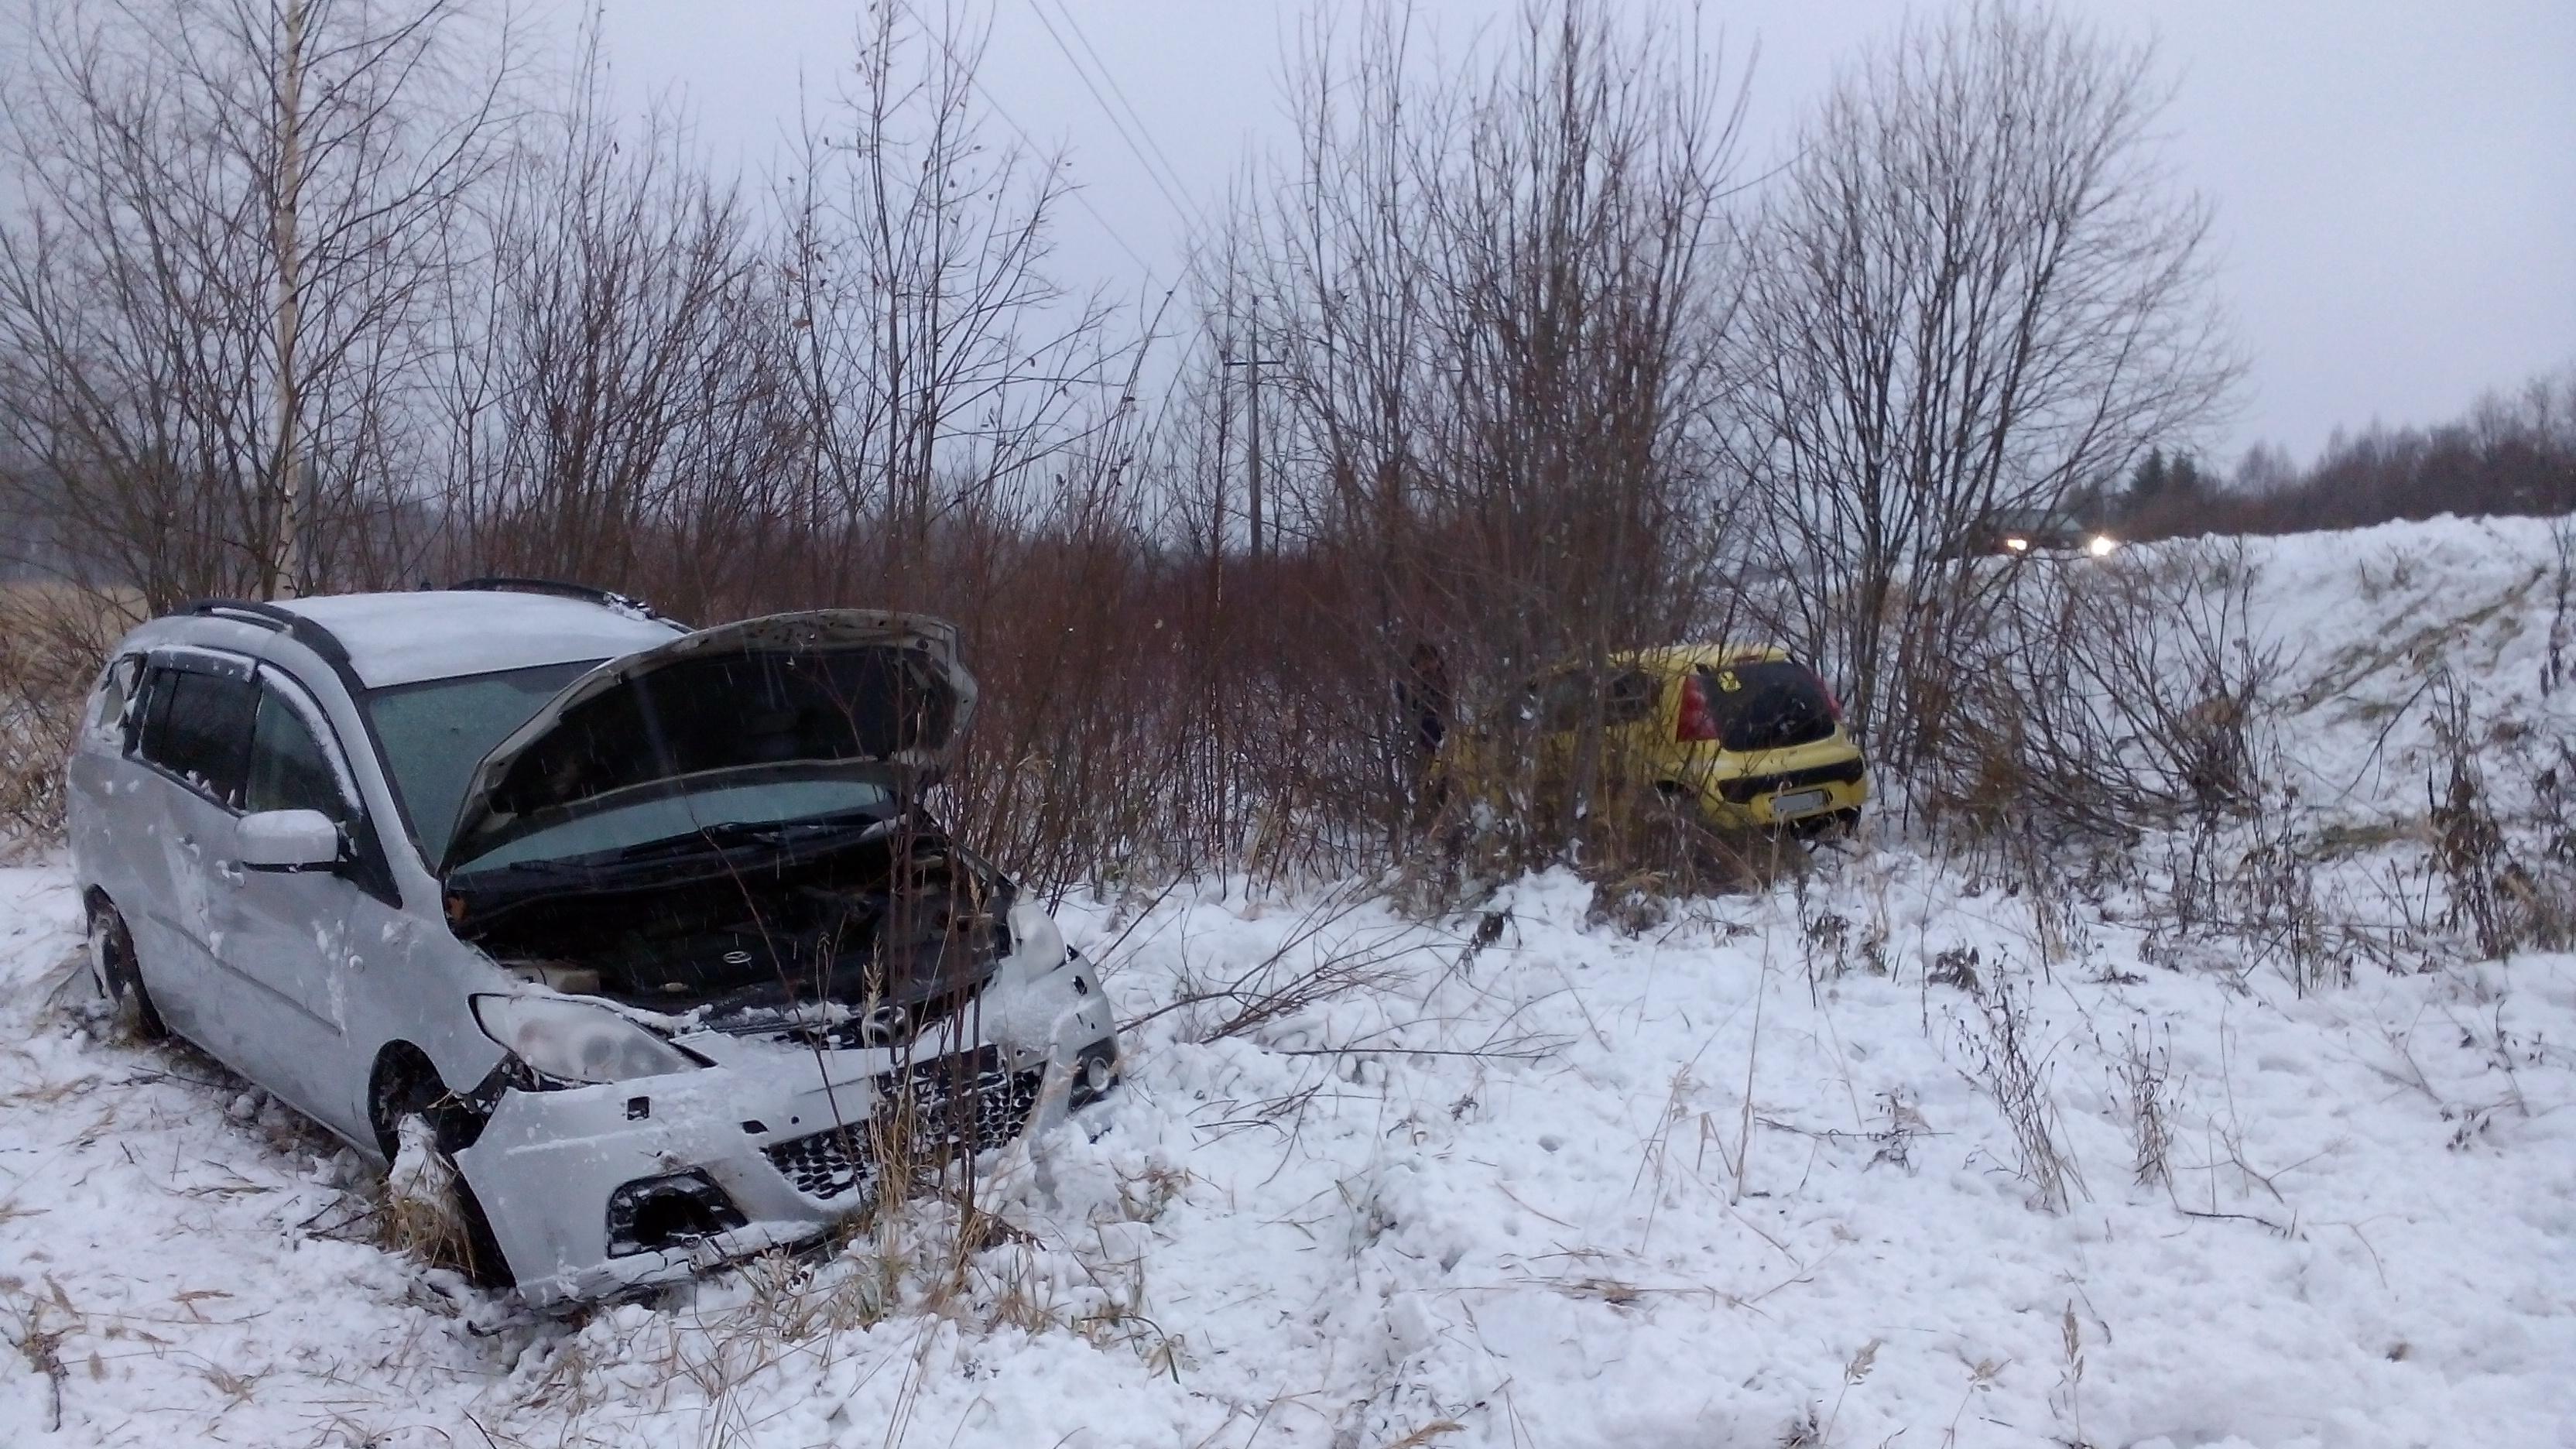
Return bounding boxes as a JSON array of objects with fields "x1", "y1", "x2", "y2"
[
  {"x1": 1915, "y1": 538, "x2": 2284, "y2": 852},
  {"x1": 1732, "y1": 0, "x2": 2239, "y2": 769},
  {"x1": 1129, "y1": 888, "x2": 1420, "y2": 1045},
  {"x1": 2425, "y1": 671, "x2": 2576, "y2": 957}
]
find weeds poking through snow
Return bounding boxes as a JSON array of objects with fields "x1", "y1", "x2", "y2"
[
  {"x1": 1776, "y1": 1402, "x2": 1824, "y2": 1447},
  {"x1": 2119, "y1": 1029, "x2": 2178, "y2": 1190},
  {"x1": 1960, "y1": 975, "x2": 2086, "y2": 1212},
  {"x1": 1821, "y1": 1336, "x2": 1881, "y2": 1444},
  {"x1": 2051, "y1": 1300, "x2": 2088, "y2": 1446},
  {"x1": 1869, "y1": 1091, "x2": 1927, "y2": 1173},
  {"x1": 4, "y1": 1283, "x2": 73, "y2": 1433}
]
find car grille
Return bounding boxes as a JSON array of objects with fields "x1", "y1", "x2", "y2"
[
  {"x1": 762, "y1": 1046, "x2": 1047, "y2": 1202},
  {"x1": 1716, "y1": 755, "x2": 1866, "y2": 804}
]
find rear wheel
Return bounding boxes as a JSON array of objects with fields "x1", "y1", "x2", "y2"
[
  {"x1": 86, "y1": 899, "x2": 166, "y2": 1041},
  {"x1": 1793, "y1": 807, "x2": 1863, "y2": 841},
  {"x1": 368, "y1": 1053, "x2": 514, "y2": 1289}
]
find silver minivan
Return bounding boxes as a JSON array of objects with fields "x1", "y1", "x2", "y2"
[{"x1": 66, "y1": 583, "x2": 1119, "y2": 1308}]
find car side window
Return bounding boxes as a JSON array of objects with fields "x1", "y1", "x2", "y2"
[
  {"x1": 247, "y1": 683, "x2": 352, "y2": 820},
  {"x1": 1602, "y1": 670, "x2": 1660, "y2": 725},
  {"x1": 135, "y1": 666, "x2": 258, "y2": 809},
  {"x1": 1538, "y1": 671, "x2": 1595, "y2": 732}
]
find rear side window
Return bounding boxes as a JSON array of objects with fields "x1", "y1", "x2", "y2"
[
  {"x1": 247, "y1": 686, "x2": 350, "y2": 820},
  {"x1": 1695, "y1": 660, "x2": 1838, "y2": 752},
  {"x1": 1536, "y1": 669, "x2": 1661, "y2": 732},
  {"x1": 135, "y1": 666, "x2": 259, "y2": 808},
  {"x1": 1603, "y1": 670, "x2": 1660, "y2": 724}
]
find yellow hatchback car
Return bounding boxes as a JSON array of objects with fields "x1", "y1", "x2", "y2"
[{"x1": 1485, "y1": 645, "x2": 1869, "y2": 833}]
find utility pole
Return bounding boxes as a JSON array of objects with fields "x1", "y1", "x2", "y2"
[
  {"x1": 1212, "y1": 331, "x2": 1233, "y2": 603},
  {"x1": 267, "y1": 0, "x2": 308, "y2": 601},
  {"x1": 1245, "y1": 304, "x2": 1262, "y2": 565},
  {"x1": 1219, "y1": 302, "x2": 1285, "y2": 565}
]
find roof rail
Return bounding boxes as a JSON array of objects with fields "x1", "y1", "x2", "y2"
[
  {"x1": 447, "y1": 576, "x2": 677, "y2": 625},
  {"x1": 179, "y1": 598, "x2": 355, "y2": 669}
]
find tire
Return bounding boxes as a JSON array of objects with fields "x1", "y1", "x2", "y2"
[
  {"x1": 1793, "y1": 807, "x2": 1862, "y2": 842},
  {"x1": 368, "y1": 1053, "x2": 515, "y2": 1289},
  {"x1": 86, "y1": 899, "x2": 167, "y2": 1041}
]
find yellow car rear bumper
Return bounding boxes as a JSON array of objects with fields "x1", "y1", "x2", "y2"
[{"x1": 1696, "y1": 769, "x2": 1869, "y2": 828}]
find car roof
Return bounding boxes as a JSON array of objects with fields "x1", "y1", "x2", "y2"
[
  {"x1": 273, "y1": 591, "x2": 686, "y2": 689},
  {"x1": 1613, "y1": 643, "x2": 1794, "y2": 673}
]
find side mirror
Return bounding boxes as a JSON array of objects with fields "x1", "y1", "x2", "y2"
[{"x1": 238, "y1": 809, "x2": 343, "y2": 872}]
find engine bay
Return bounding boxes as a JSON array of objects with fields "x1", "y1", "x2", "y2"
[{"x1": 460, "y1": 825, "x2": 1010, "y2": 1029}]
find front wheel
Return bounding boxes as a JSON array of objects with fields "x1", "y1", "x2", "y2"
[
  {"x1": 368, "y1": 1057, "x2": 514, "y2": 1289},
  {"x1": 87, "y1": 899, "x2": 166, "y2": 1041}
]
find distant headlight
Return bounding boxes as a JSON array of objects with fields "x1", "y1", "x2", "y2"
[
  {"x1": 2002, "y1": 536, "x2": 2031, "y2": 553},
  {"x1": 2088, "y1": 533, "x2": 2119, "y2": 557},
  {"x1": 471, "y1": 994, "x2": 701, "y2": 1084}
]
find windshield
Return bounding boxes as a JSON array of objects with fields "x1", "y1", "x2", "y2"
[
  {"x1": 367, "y1": 660, "x2": 598, "y2": 862},
  {"x1": 451, "y1": 777, "x2": 896, "y2": 876}
]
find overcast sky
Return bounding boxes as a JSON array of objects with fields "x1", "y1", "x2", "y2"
[{"x1": 598, "y1": 0, "x2": 2574, "y2": 470}]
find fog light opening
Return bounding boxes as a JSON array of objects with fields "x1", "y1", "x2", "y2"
[
  {"x1": 605, "y1": 1170, "x2": 746, "y2": 1258},
  {"x1": 1070, "y1": 1041, "x2": 1120, "y2": 1108}
]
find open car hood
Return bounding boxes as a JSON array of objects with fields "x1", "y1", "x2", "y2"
[{"x1": 442, "y1": 610, "x2": 977, "y2": 874}]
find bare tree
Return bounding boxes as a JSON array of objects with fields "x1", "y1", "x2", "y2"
[
  {"x1": 433, "y1": 36, "x2": 797, "y2": 620},
  {"x1": 770, "y1": 1, "x2": 1129, "y2": 608},
  {"x1": 1730, "y1": 0, "x2": 2239, "y2": 776},
  {"x1": 0, "y1": 0, "x2": 517, "y2": 608},
  {"x1": 1213, "y1": 0, "x2": 1755, "y2": 866}
]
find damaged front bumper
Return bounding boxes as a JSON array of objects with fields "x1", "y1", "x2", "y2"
[{"x1": 454, "y1": 950, "x2": 1118, "y2": 1311}]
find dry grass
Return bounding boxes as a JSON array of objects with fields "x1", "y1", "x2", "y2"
[
  {"x1": 1960, "y1": 972, "x2": 2086, "y2": 1214},
  {"x1": 377, "y1": 1116, "x2": 478, "y2": 1275},
  {"x1": 0, "y1": 584, "x2": 137, "y2": 851}
]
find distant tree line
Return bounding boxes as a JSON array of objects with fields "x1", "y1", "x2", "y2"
[{"x1": 2114, "y1": 368, "x2": 2576, "y2": 540}]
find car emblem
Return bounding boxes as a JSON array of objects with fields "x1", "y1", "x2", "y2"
[
  {"x1": 858, "y1": 1004, "x2": 911, "y2": 1046},
  {"x1": 721, "y1": 949, "x2": 755, "y2": 967}
]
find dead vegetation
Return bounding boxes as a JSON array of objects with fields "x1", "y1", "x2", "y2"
[{"x1": 1958, "y1": 973, "x2": 2086, "y2": 1214}]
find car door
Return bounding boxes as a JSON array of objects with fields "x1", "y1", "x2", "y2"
[
  {"x1": 122, "y1": 650, "x2": 262, "y2": 1064},
  {"x1": 205, "y1": 666, "x2": 394, "y2": 1140}
]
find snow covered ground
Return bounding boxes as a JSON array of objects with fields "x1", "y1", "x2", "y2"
[{"x1": 4, "y1": 514, "x2": 2573, "y2": 1448}]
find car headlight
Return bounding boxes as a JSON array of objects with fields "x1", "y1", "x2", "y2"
[
  {"x1": 1008, "y1": 898, "x2": 1067, "y2": 970},
  {"x1": 2002, "y1": 536, "x2": 2030, "y2": 553},
  {"x1": 471, "y1": 994, "x2": 701, "y2": 1084},
  {"x1": 2088, "y1": 533, "x2": 2119, "y2": 557}
]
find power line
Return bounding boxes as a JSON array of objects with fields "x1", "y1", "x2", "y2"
[
  {"x1": 884, "y1": 0, "x2": 1163, "y2": 281},
  {"x1": 1018, "y1": 0, "x2": 1209, "y2": 241},
  {"x1": 1035, "y1": 0, "x2": 1206, "y2": 236}
]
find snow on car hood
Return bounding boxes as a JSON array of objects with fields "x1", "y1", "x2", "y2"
[{"x1": 441, "y1": 610, "x2": 977, "y2": 872}]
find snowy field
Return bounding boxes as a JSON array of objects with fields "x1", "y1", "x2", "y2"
[{"x1": 4, "y1": 515, "x2": 2574, "y2": 1448}]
